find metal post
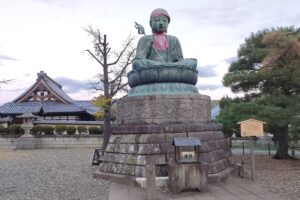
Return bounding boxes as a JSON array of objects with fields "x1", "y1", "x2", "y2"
[
  {"x1": 291, "y1": 147, "x2": 295, "y2": 157},
  {"x1": 250, "y1": 136, "x2": 255, "y2": 181},
  {"x1": 242, "y1": 142, "x2": 245, "y2": 155},
  {"x1": 268, "y1": 142, "x2": 271, "y2": 156}
]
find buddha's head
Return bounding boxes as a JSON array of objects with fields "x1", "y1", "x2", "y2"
[{"x1": 150, "y1": 8, "x2": 170, "y2": 33}]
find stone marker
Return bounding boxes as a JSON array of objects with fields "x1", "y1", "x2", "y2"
[{"x1": 146, "y1": 156, "x2": 156, "y2": 200}]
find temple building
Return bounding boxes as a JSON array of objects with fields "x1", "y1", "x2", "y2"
[{"x1": 0, "y1": 71, "x2": 101, "y2": 127}]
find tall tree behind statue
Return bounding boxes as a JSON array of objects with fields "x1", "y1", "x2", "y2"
[
  {"x1": 220, "y1": 26, "x2": 300, "y2": 159},
  {"x1": 84, "y1": 26, "x2": 136, "y2": 149}
]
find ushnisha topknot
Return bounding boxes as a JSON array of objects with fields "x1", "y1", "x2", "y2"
[{"x1": 150, "y1": 8, "x2": 170, "y2": 23}]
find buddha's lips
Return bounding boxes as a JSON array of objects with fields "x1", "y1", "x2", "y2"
[{"x1": 153, "y1": 32, "x2": 169, "y2": 51}]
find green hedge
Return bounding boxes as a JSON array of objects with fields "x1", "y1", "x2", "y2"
[
  {"x1": 0, "y1": 125, "x2": 7, "y2": 135},
  {"x1": 43, "y1": 126, "x2": 54, "y2": 135},
  {"x1": 55, "y1": 125, "x2": 67, "y2": 135},
  {"x1": 88, "y1": 126, "x2": 102, "y2": 135},
  {"x1": 31, "y1": 125, "x2": 54, "y2": 135},
  {"x1": 66, "y1": 126, "x2": 76, "y2": 135},
  {"x1": 31, "y1": 125, "x2": 43, "y2": 135},
  {"x1": 8, "y1": 125, "x2": 24, "y2": 134},
  {"x1": 77, "y1": 125, "x2": 87, "y2": 134}
]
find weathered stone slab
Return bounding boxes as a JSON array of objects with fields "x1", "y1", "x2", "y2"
[
  {"x1": 151, "y1": 155, "x2": 167, "y2": 165},
  {"x1": 109, "y1": 135, "x2": 120, "y2": 143},
  {"x1": 166, "y1": 154, "x2": 176, "y2": 163},
  {"x1": 219, "y1": 138, "x2": 230, "y2": 149},
  {"x1": 165, "y1": 132, "x2": 187, "y2": 142},
  {"x1": 111, "y1": 163, "x2": 122, "y2": 174},
  {"x1": 138, "y1": 144, "x2": 160, "y2": 154},
  {"x1": 114, "y1": 144, "x2": 120, "y2": 153},
  {"x1": 199, "y1": 142, "x2": 209, "y2": 152},
  {"x1": 160, "y1": 143, "x2": 175, "y2": 154},
  {"x1": 106, "y1": 144, "x2": 115, "y2": 152},
  {"x1": 99, "y1": 162, "x2": 107, "y2": 171},
  {"x1": 208, "y1": 158, "x2": 231, "y2": 174},
  {"x1": 137, "y1": 134, "x2": 165, "y2": 143},
  {"x1": 135, "y1": 165, "x2": 146, "y2": 177},
  {"x1": 168, "y1": 163, "x2": 208, "y2": 193},
  {"x1": 122, "y1": 164, "x2": 136, "y2": 176},
  {"x1": 113, "y1": 123, "x2": 223, "y2": 134},
  {"x1": 126, "y1": 155, "x2": 138, "y2": 165},
  {"x1": 186, "y1": 123, "x2": 223, "y2": 132},
  {"x1": 208, "y1": 149, "x2": 227, "y2": 163},
  {"x1": 136, "y1": 155, "x2": 146, "y2": 165},
  {"x1": 121, "y1": 134, "x2": 136, "y2": 143},
  {"x1": 207, "y1": 140, "x2": 221, "y2": 151},
  {"x1": 116, "y1": 154, "x2": 127, "y2": 163},
  {"x1": 198, "y1": 152, "x2": 209, "y2": 163},
  {"x1": 119, "y1": 144, "x2": 127, "y2": 153},
  {"x1": 224, "y1": 148, "x2": 232, "y2": 157},
  {"x1": 116, "y1": 94, "x2": 211, "y2": 125},
  {"x1": 125, "y1": 144, "x2": 136, "y2": 154},
  {"x1": 187, "y1": 131, "x2": 224, "y2": 142}
]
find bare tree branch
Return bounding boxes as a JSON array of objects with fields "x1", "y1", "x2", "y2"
[
  {"x1": 107, "y1": 35, "x2": 135, "y2": 67},
  {"x1": 84, "y1": 26, "x2": 136, "y2": 149},
  {"x1": 85, "y1": 49, "x2": 104, "y2": 66}
]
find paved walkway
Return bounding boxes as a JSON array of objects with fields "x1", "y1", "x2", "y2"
[{"x1": 108, "y1": 177, "x2": 283, "y2": 200}]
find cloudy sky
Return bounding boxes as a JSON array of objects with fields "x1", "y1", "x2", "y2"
[{"x1": 0, "y1": 0, "x2": 299, "y2": 105}]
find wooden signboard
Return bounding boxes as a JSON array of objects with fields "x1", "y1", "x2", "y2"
[
  {"x1": 238, "y1": 119, "x2": 266, "y2": 137},
  {"x1": 237, "y1": 119, "x2": 266, "y2": 181}
]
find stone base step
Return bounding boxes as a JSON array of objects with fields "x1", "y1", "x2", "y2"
[
  {"x1": 94, "y1": 166, "x2": 235, "y2": 187},
  {"x1": 93, "y1": 170, "x2": 136, "y2": 186},
  {"x1": 208, "y1": 166, "x2": 234, "y2": 183}
]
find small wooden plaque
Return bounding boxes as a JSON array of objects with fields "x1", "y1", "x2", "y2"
[{"x1": 238, "y1": 119, "x2": 266, "y2": 137}]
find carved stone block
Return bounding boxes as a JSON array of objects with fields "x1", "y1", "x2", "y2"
[
  {"x1": 138, "y1": 144, "x2": 160, "y2": 154},
  {"x1": 137, "y1": 134, "x2": 165, "y2": 143},
  {"x1": 116, "y1": 94, "x2": 211, "y2": 125}
]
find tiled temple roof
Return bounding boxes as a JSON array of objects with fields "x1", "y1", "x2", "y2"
[
  {"x1": 0, "y1": 71, "x2": 101, "y2": 116},
  {"x1": 0, "y1": 101, "x2": 100, "y2": 115},
  {"x1": 13, "y1": 71, "x2": 73, "y2": 103}
]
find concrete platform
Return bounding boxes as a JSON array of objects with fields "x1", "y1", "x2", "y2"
[{"x1": 108, "y1": 177, "x2": 284, "y2": 200}]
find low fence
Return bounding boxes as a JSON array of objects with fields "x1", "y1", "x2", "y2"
[
  {"x1": 0, "y1": 135, "x2": 103, "y2": 148},
  {"x1": 229, "y1": 137, "x2": 300, "y2": 157}
]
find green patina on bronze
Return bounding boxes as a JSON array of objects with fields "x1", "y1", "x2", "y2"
[
  {"x1": 128, "y1": 83, "x2": 199, "y2": 96},
  {"x1": 128, "y1": 8, "x2": 198, "y2": 96}
]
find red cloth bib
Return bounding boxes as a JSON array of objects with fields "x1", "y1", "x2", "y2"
[{"x1": 153, "y1": 33, "x2": 169, "y2": 51}]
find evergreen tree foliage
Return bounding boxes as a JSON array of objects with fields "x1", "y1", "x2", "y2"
[{"x1": 218, "y1": 26, "x2": 300, "y2": 159}]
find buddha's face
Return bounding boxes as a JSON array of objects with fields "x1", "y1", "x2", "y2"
[{"x1": 150, "y1": 15, "x2": 169, "y2": 33}]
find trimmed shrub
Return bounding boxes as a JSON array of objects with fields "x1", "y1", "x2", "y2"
[
  {"x1": 8, "y1": 125, "x2": 24, "y2": 134},
  {"x1": 88, "y1": 126, "x2": 102, "y2": 135},
  {"x1": 42, "y1": 126, "x2": 54, "y2": 135},
  {"x1": 66, "y1": 126, "x2": 76, "y2": 135},
  {"x1": 31, "y1": 125, "x2": 43, "y2": 135},
  {"x1": 55, "y1": 125, "x2": 66, "y2": 135},
  {"x1": 0, "y1": 125, "x2": 8, "y2": 135},
  {"x1": 77, "y1": 125, "x2": 87, "y2": 135}
]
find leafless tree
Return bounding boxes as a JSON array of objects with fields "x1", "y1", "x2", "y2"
[{"x1": 84, "y1": 26, "x2": 136, "y2": 149}]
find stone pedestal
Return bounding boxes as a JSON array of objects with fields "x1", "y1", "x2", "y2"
[
  {"x1": 117, "y1": 94, "x2": 211, "y2": 125},
  {"x1": 15, "y1": 133, "x2": 38, "y2": 149},
  {"x1": 168, "y1": 163, "x2": 208, "y2": 193},
  {"x1": 98, "y1": 94, "x2": 233, "y2": 183}
]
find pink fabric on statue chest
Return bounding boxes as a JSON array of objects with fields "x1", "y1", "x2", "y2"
[{"x1": 153, "y1": 33, "x2": 169, "y2": 51}]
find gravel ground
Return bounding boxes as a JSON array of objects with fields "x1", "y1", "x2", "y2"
[
  {"x1": 0, "y1": 148, "x2": 109, "y2": 200},
  {"x1": 231, "y1": 155, "x2": 300, "y2": 200}
]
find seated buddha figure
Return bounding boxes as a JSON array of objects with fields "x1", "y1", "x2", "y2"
[
  {"x1": 128, "y1": 8, "x2": 198, "y2": 89},
  {"x1": 133, "y1": 8, "x2": 197, "y2": 70}
]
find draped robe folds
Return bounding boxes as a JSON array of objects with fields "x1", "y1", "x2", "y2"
[{"x1": 132, "y1": 34, "x2": 197, "y2": 70}]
